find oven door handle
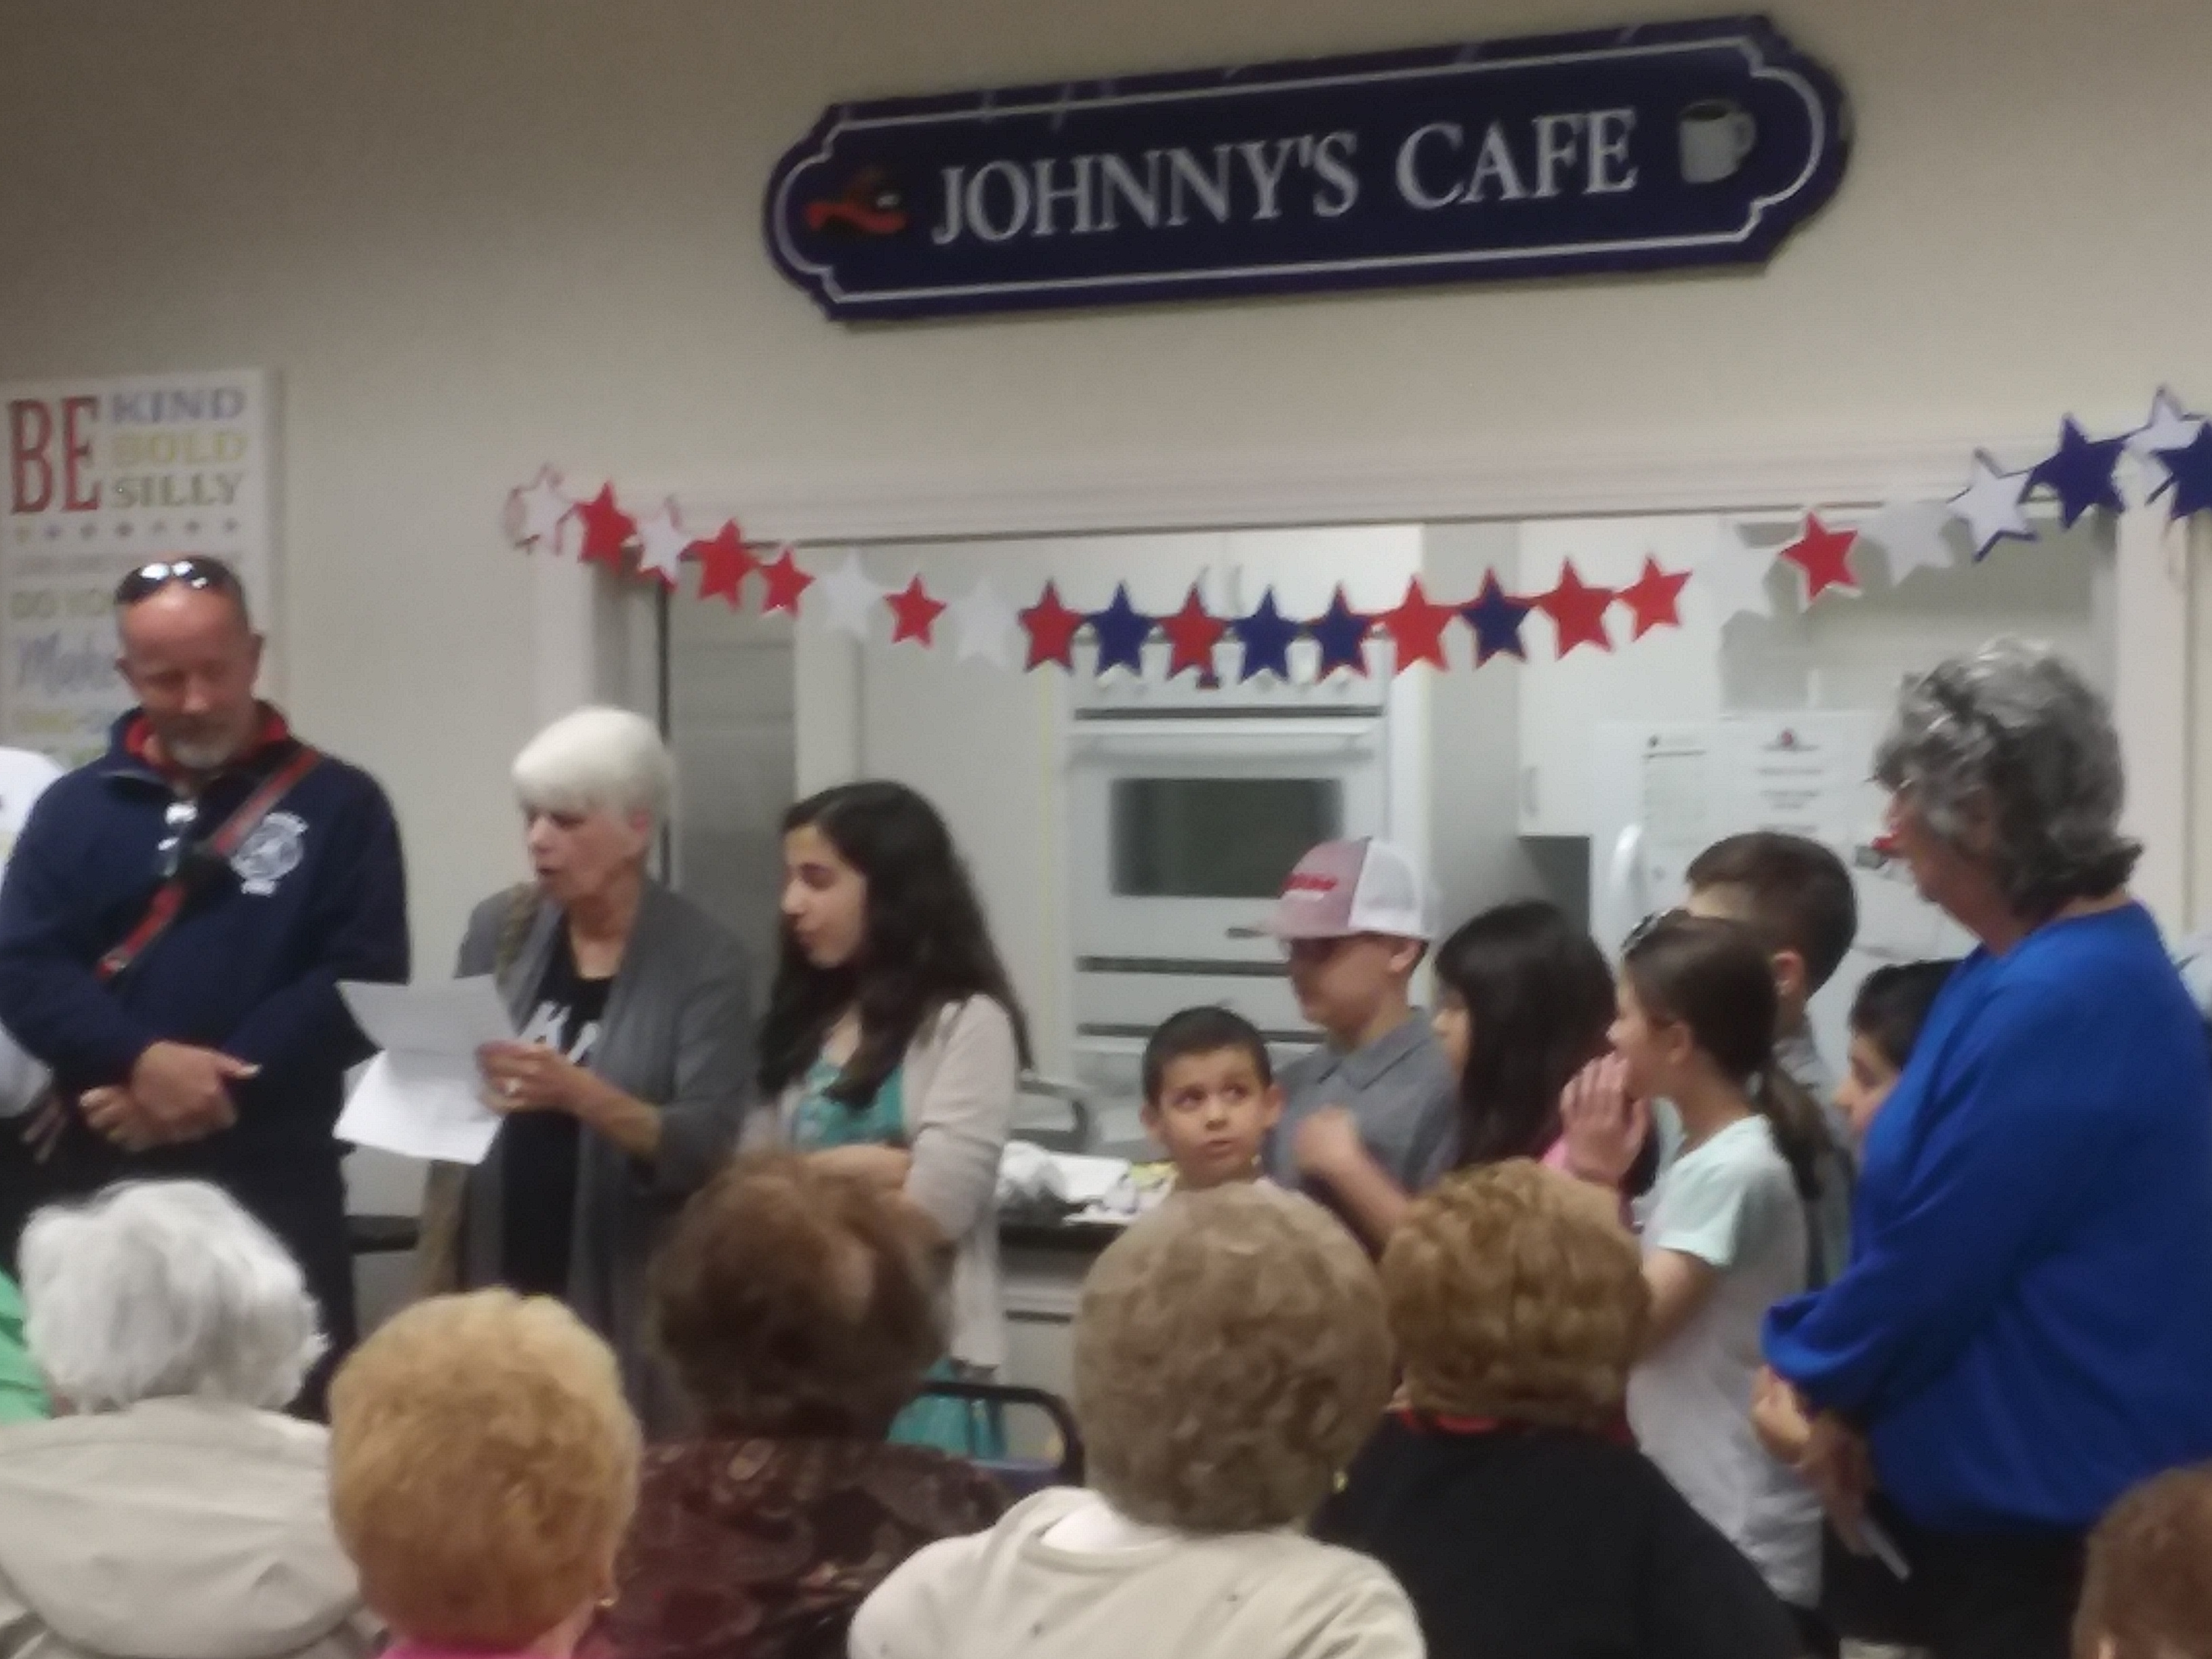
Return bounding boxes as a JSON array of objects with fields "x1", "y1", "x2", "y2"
[{"x1": 1068, "y1": 729, "x2": 1381, "y2": 762}]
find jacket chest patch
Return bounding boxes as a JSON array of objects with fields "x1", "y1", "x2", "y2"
[{"x1": 232, "y1": 811, "x2": 308, "y2": 897}]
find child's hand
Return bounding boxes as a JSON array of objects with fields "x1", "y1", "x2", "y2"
[
  {"x1": 1292, "y1": 1106, "x2": 1367, "y2": 1183},
  {"x1": 1750, "y1": 1366, "x2": 1814, "y2": 1464},
  {"x1": 1557, "y1": 1055, "x2": 1650, "y2": 1188}
]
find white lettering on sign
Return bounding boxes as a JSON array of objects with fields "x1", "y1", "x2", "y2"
[
  {"x1": 930, "y1": 132, "x2": 1363, "y2": 245},
  {"x1": 1391, "y1": 107, "x2": 1639, "y2": 209}
]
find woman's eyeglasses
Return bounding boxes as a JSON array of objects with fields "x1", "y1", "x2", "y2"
[{"x1": 113, "y1": 558, "x2": 245, "y2": 607}]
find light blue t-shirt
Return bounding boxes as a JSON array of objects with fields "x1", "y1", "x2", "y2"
[{"x1": 1630, "y1": 1113, "x2": 1820, "y2": 1605}]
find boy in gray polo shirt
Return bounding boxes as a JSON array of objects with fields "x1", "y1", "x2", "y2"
[{"x1": 1256, "y1": 839, "x2": 1458, "y2": 1238}]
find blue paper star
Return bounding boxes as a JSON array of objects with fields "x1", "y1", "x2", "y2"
[
  {"x1": 1088, "y1": 584, "x2": 1153, "y2": 676},
  {"x1": 1307, "y1": 588, "x2": 1372, "y2": 678},
  {"x1": 2153, "y1": 426, "x2": 2212, "y2": 520},
  {"x1": 2026, "y1": 418, "x2": 2126, "y2": 529},
  {"x1": 1462, "y1": 571, "x2": 1532, "y2": 665},
  {"x1": 1231, "y1": 591, "x2": 1299, "y2": 682}
]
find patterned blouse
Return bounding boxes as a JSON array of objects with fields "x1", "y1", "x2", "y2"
[{"x1": 585, "y1": 1434, "x2": 1007, "y2": 1659}]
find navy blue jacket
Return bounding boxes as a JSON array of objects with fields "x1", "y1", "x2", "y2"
[
  {"x1": 0, "y1": 711, "x2": 409, "y2": 1167},
  {"x1": 1765, "y1": 904, "x2": 2212, "y2": 1532}
]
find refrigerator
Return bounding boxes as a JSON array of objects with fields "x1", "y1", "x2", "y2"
[{"x1": 1586, "y1": 711, "x2": 1974, "y2": 1070}]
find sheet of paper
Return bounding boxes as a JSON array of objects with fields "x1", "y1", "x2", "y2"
[{"x1": 335, "y1": 977, "x2": 515, "y2": 1165}]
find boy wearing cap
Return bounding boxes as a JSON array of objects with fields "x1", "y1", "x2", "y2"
[{"x1": 1256, "y1": 840, "x2": 1458, "y2": 1231}]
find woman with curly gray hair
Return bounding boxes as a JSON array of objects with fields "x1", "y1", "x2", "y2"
[{"x1": 1761, "y1": 640, "x2": 2212, "y2": 1659}]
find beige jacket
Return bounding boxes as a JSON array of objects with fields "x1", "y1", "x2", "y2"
[
  {"x1": 0, "y1": 1397, "x2": 378, "y2": 1659},
  {"x1": 851, "y1": 1487, "x2": 1422, "y2": 1659},
  {"x1": 758, "y1": 996, "x2": 1017, "y2": 1370}
]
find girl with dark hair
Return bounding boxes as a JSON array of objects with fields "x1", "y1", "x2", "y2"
[
  {"x1": 752, "y1": 781, "x2": 1029, "y2": 1453},
  {"x1": 1294, "y1": 901, "x2": 1615, "y2": 1250},
  {"x1": 1437, "y1": 901, "x2": 1617, "y2": 1168},
  {"x1": 1608, "y1": 913, "x2": 1825, "y2": 1648}
]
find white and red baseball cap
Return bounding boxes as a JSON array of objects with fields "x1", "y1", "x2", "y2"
[{"x1": 1242, "y1": 838, "x2": 1438, "y2": 943}]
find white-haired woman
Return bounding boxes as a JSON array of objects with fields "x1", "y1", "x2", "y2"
[
  {"x1": 424, "y1": 706, "x2": 752, "y2": 1434},
  {"x1": 0, "y1": 1180, "x2": 378, "y2": 1658},
  {"x1": 1761, "y1": 641, "x2": 2212, "y2": 1659}
]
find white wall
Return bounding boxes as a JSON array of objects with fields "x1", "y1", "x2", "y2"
[{"x1": 3, "y1": 0, "x2": 2208, "y2": 1010}]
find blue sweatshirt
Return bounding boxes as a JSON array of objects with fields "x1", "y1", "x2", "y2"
[
  {"x1": 0, "y1": 711, "x2": 409, "y2": 1167},
  {"x1": 1764, "y1": 903, "x2": 2212, "y2": 1532}
]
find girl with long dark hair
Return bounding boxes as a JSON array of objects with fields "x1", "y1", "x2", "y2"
[
  {"x1": 1292, "y1": 899, "x2": 1616, "y2": 1248},
  {"x1": 754, "y1": 781, "x2": 1029, "y2": 1451},
  {"x1": 1608, "y1": 912, "x2": 1824, "y2": 1644}
]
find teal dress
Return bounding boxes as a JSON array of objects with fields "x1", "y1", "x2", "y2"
[{"x1": 790, "y1": 1057, "x2": 1004, "y2": 1458}]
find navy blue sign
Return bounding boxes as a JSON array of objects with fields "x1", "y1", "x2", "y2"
[{"x1": 765, "y1": 15, "x2": 1849, "y2": 321}]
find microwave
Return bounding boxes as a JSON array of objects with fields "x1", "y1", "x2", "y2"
[{"x1": 1067, "y1": 638, "x2": 1392, "y2": 970}]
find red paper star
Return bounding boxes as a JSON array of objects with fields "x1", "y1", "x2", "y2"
[
  {"x1": 691, "y1": 520, "x2": 758, "y2": 608},
  {"x1": 885, "y1": 576, "x2": 947, "y2": 646},
  {"x1": 1533, "y1": 560, "x2": 1616, "y2": 657},
  {"x1": 758, "y1": 546, "x2": 814, "y2": 615},
  {"x1": 1158, "y1": 585, "x2": 1227, "y2": 679},
  {"x1": 1019, "y1": 581, "x2": 1085, "y2": 672},
  {"x1": 1778, "y1": 513, "x2": 1861, "y2": 601},
  {"x1": 573, "y1": 485, "x2": 636, "y2": 569},
  {"x1": 1376, "y1": 577, "x2": 1458, "y2": 673},
  {"x1": 1616, "y1": 556, "x2": 1692, "y2": 639}
]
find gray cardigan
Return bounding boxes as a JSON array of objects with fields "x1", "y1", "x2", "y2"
[
  {"x1": 754, "y1": 996, "x2": 1017, "y2": 1370},
  {"x1": 455, "y1": 880, "x2": 752, "y2": 1433}
]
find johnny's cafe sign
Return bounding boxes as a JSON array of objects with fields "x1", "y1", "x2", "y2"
[{"x1": 766, "y1": 15, "x2": 1850, "y2": 320}]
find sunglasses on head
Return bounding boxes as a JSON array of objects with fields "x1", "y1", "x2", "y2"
[
  {"x1": 113, "y1": 557, "x2": 244, "y2": 608},
  {"x1": 1621, "y1": 907, "x2": 1683, "y2": 956}
]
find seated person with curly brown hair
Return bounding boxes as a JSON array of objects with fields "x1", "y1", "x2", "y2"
[
  {"x1": 1315, "y1": 1160, "x2": 1797, "y2": 1659},
  {"x1": 327, "y1": 1290, "x2": 642, "y2": 1659},
  {"x1": 852, "y1": 1185, "x2": 1419, "y2": 1659},
  {"x1": 587, "y1": 1153, "x2": 1006, "y2": 1659},
  {"x1": 2074, "y1": 1461, "x2": 2212, "y2": 1659}
]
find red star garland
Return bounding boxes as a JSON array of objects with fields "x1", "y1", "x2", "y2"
[
  {"x1": 1158, "y1": 586, "x2": 1227, "y2": 680},
  {"x1": 758, "y1": 547, "x2": 813, "y2": 615},
  {"x1": 1376, "y1": 577, "x2": 1458, "y2": 673},
  {"x1": 1616, "y1": 556, "x2": 1692, "y2": 639},
  {"x1": 1019, "y1": 581, "x2": 1085, "y2": 672},
  {"x1": 1778, "y1": 513, "x2": 1861, "y2": 601},
  {"x1": 573, "y1": 485, "x2": 637, "y2": 569},
  {"x1": 886, "y1": 576, "x2": 947, "y2": 646},
  {"x1": 1534, "y1": 560, "x2": 1616, "y2": 656},
  {"x1": 691, "y1": 520, "x2": 758, "y2": 608}
]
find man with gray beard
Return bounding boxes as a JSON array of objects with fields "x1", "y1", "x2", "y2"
[{"x1": 0, "y1": 556, "x2": 408, "y2": 1413}]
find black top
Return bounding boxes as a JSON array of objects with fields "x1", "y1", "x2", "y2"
[
  {"x1": 1314, "y1": 1415, "x2": 1797, "y2": 1659},
  {"x1": 499, "y1": 932, "x2": 611, "y2": 1297}
]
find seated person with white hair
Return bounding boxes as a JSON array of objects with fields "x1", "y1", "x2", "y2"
[
  {"x1": 852, "y1": 1185, "x2": 1421, "y2": 1659},
  {"x1": 0, "y1": 1179, "x2": 377, "y2": 1659},
  {"x1": 418, "y1": 707, "x2": 752, "y2": 1434}
]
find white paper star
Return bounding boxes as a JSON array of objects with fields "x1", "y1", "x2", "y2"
[
  {"x1": 947, "y1": 579, "x2": 1020, "y2": 668},
  {"x1": 504, "y1": 466, "x2": 572, "y2": 551},
  {"x1": 633, "y1": 498, "x2": 694, "y2": 586},
  {"x1": 1946, "y1": 451, "x2": 2035, "y2": 559},
  {"x1": 811, "y1": 552, "x2": 887, "y2": 639},
  {"x1": 1861, "y1": 499, "x2": 1957, "y2": 586},
  {"x1": 1695, "y1": 525, "x2": 1780, "y2": 623},
  {"x1": 2127, "y1": 387, "x2": 2205, "y2": 458}
]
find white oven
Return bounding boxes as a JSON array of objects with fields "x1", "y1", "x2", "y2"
[
  {"x1": 1063, "y1": 642, "x2": 1397, "y2": 1132},
  {"x1": 1068, "y1": 713, "x2": 1389, "y2": 966},
  {"x1": 1067, "y1": 634, "x2": 1393, "y2": 968}
]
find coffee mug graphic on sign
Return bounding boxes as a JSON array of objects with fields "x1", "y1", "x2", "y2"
[{"x1": 1679, "y1": 99, "x2": 1757, "y2": 183}]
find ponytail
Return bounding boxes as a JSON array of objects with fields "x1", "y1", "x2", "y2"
[
  {"x1": 1624, "y1": 913, "x2": 1837, "y2": 1204},
  {"x1": 1753, "y1": 1062, "x2": 1832, "y2": 1204}
]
